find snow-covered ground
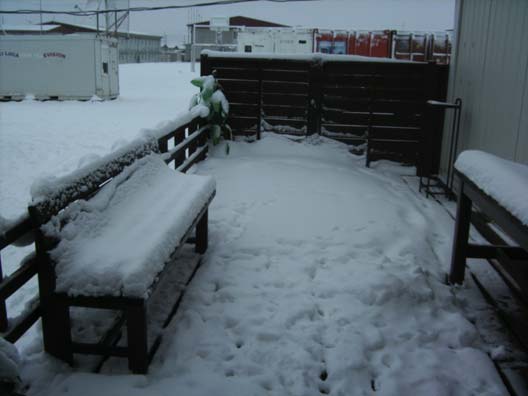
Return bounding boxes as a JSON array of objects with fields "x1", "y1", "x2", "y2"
[
  {"x1": 0, "y1": 62, "x2": 198, "y2": 217},
  {"x1": 0, "y1": 63, "x2": 512, "y2": 395}
]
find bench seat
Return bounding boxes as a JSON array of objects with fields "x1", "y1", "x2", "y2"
[
  {"x1": 449, "y1": 150, "x2": 528, "y2": 285},
  {"x1": 455, "y1": 150, "x2": 528, "y2": 226},
  {"x1": 41, "y1": 154, "x2": 216, "y2": 298}
]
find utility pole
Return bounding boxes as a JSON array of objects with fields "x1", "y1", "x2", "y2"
[{"x1": 105, "y1": 0, "x2": 110, "y2": 36}]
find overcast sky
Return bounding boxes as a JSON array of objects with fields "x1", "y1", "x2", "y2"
[{"x1": 0, "y1": 0, "x2": 456, "y2": 45}]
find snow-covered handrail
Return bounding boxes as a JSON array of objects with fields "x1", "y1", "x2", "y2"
[
  {"x1": 29, "y1": 113, "x2": 205, "y2": 226},
  {"x1": 0, "y1": 112, "x2": 210, "y2": 346}
]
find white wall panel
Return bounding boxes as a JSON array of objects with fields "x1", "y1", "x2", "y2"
[{"x1": 440, "y1": 0, "x2": 528, "y2": 175}]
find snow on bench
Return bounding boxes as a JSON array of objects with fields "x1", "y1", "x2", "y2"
[
  {"x1": 455, "y1": 150, "x2": 528, "y2": 226},
  {"x1": 26, "y1": 114, "x2": 214, "y2": 373},
  {"x1": 42, "y1": 154, "x2": 215, "y2": 298},
  {"x1": 449, "y1": 150, "x2": 528, "y2": 285}
]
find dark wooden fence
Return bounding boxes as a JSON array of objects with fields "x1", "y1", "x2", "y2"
[
  {"x1": 201, "y1": 52, "x2": 448, "y2": 173},
  {"x1": 0, "y1": 116, "x2": 208, "y2": 344}
]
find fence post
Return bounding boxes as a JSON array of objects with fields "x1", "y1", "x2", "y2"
[
  {"x1": 307, "y1": 59, "x2": 323, "y2": 136},
  {"x1": 257, "y1": 64, "x2": 263, "y2": 140},
  {"x1": 419, "y1": 61, "x2": 439, "y2": 177},
  {"x1": 200, "y1": 53, "x2": 210, "y2": 76},
  {"x1": 0, "y1": 255, "x2": 7, "y2": 332}
]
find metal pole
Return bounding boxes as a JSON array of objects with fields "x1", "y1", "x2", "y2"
[{"x1": 191, "y1": 24, "x2": 196, "y2": 72}]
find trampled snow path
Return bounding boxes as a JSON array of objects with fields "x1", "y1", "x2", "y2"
[{"x1": 18, "y1": 134, "x2": 507, "y2": 396}]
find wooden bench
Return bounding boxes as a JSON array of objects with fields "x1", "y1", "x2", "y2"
[
  {"x1": 27, "y1": 124, "x2": 215, "y2": 374},
  {"x1": 448, "y1": 151, "x2": 528, "y2": 287}
]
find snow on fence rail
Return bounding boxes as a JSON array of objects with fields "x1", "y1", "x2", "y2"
[
  {"x1": 201, "y1": 51, "x2": 448, "y2": 174},
  {"x1": 0, "y1": 113, "x2": 209, "y2": 343}
]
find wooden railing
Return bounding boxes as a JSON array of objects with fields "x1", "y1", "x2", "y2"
[
  {"x1": 0, "y1": 115, "x2": 209, "y2": 344},
  {"x1": 201, "y1": 52, "x2": 448, "y2": 174}
]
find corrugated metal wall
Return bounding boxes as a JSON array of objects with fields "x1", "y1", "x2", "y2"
[
  {"x1": 440, "y1": 0, "x2": 528, "y2": 178},
  {"x1": 118, "y1": 36, "x2": 161, "y2": 64}
]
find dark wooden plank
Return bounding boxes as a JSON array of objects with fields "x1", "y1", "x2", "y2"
[
  {"x1": 263, "y1": 117, "x2": 307, "y2": 130},
  {"x1": 371, "y1": 112, "x2": 422, "y2": 128},
  {"x1": 322, "y1": 86, "x2": 371, "y2": 98},
  {"x1": 370, "y1": 126, "x2": 421, "y2": 141},
  {"x1": 0, "y1": 254, "x2": 37, "y2": 300},
  {"x1": 0, "y1": 215, "x2": 34, "y2": 250},
  {"x1": 262, "y1": 93, "x2": 308, "y2": 107},
  {"x1": 448, "y1": 180, "x2": 473, "y2": 284},
  {"x1": 3, "y1": 303, "x2": 40, "y2": 343},
  {"x1": 261, "y1": 69, "x2": 309, "y2": 82},
  {"x1": 322, "y1": 109, "x2": 370, "y2": 125},
  {"x1": 228, "y1": 116, "x2": 259, "y2": 131},
  {"x1": 178, "y1": 145, "x2": 209, "y2": 173},
  {"x1": 225, "y1": 91, "x2": 259, "y2": 105},
  {"x1": 262, "y1": 104, "x2": 307, "y2": 119},
  {"x1": 260, "y1": 59, "x2": 310, "y2": 71},
  {"x1": 321, "y1": 124, "x2": 368, "y2": 137},
  {"x1": 323, "y1": 62, "x2": 378, "y2": 74},
  {"x1": 461, "y1": 173, "x2": 528, "y2": 252},
  {"x1": 195, "y1": 210, "x2": 208, "y2": 254},
  {"x1": 158, "y1": 123, "x2": 188, "y2": 147},
  {"x1": 262, "y1": 81, "x2": 309, "y2": 94},
  {"x1": 372, "y1": 87, "x2": 424, "y2": 100},
  {"x1": 207, "y1": 58, "x2": 260, "y2": 70},
  {"x1": 371, "y1": 99, "x2": 423, "y2": 114},
  {"x1": 163, "y1": 126, "x2": 209, "y2": 165},
  {"x1": 0, "y1": 256, "x2": 6, "y2": 332},
  {"x1": 126, "y1": 303, "x2": 148, "y2": 374},
  {"x1": 213, "y1": 67, "x2": 259, "y2": 80},
  {"x1": 218, "y1": 79, "x2": 259, "y2": 92},
  {"x1": 373, "y1": 74, "x2": 425, "y2": 90},
  {"x1": 322, "y1": 95, "x2": 370, "y2": 111},
  {"x1": 230, "y1": 103, "x2": 259, "y2": 117},
  {"x1": 321, "y1": 132, "x2": 366, "y2": 146},
  {"x1": 323, "y1": 73, "x2": 375, "y2": 86},
  {"x1": 232, "y1": 130, "x2": 259, "y2": 138}
]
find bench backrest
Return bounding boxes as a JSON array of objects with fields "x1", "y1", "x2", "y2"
[
  {"x1": 28, "y1": 138, "x2": 160, "y2": 226},
  {"x1": 1, "y1": 114, "x2": 210, "y2": 343}
]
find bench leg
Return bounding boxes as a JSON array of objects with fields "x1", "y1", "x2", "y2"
[
  {"x1": 42, "y1": 296, "x2": 73, "y2": 365},
  {"x1": 449, "y1": 182, "x2": 472, "y2": 284},
  {"x1": 126, "y1": 303, "x2": 148, "y2": 374},
  {"x1": 195, "y1": 209, "x2": 208, "y2": 254}
]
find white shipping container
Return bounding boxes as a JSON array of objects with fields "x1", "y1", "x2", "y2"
[
  {"x1": 0, "y1": 34, "x2": 119, "y2": 100},
  {"x1": 237, "y1": 29, "x2": 314, "y2": 54}
]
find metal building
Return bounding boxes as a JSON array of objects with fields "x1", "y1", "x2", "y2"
[
  {"x1": 1, "y1": 21, "x2": 162, "y2": 64},
  {"x1": 186, "y1": 16, "x2": 288, "y2": 60},
  {"x1": 440, "y1": 0, "x2": 528, "y2": 180},
  {"x1": 0, "y1": 34, "x2": 119, "y2": 100}
]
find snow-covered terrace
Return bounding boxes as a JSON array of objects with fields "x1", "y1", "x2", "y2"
[{"x1": 0, "y1": 63, "x2": 514, "y2": 395}]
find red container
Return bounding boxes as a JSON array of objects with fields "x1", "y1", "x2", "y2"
[{"x1": 355, "y1": 32, "x2": 371, "y2": 56}]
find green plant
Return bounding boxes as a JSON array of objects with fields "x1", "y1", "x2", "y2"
[{"x1": 189, "y1": 75, "x2": 232, "y2": 154}]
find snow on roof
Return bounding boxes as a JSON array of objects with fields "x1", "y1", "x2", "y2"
[
  {"x1": 42, "y1": 20, "x2": 162, "y2": 39},
  {"x1": 455, "y1": 150, "x2": 528, "y2": 226},
  {"x1": 0, "y1": 24, "x2": 59, "y2": 32},
  {"x1": 188, "y1": 15, "x2": 289, "y2": 28},
  {"x1": 202, "y1": 50, "x2": 421, "y2": 64}
]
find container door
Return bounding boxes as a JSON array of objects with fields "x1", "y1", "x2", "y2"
[{"x1": 101, "y1": 43, "x2": 110, "y2": 97}]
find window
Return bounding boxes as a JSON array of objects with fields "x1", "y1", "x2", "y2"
[
  {"x1": 103, "y1": 62, "x2": 108, "y2": 74},
  {"x1": 244, "y1": 45, "x2": 252, "y2": 53},
  {"x1": 299, "y1": 40, "x2": 307, "y2": 44}
]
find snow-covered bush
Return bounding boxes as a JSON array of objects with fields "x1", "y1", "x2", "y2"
[{"x1": 189, "y1": 75, "x2": 232, "y2": 154}]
